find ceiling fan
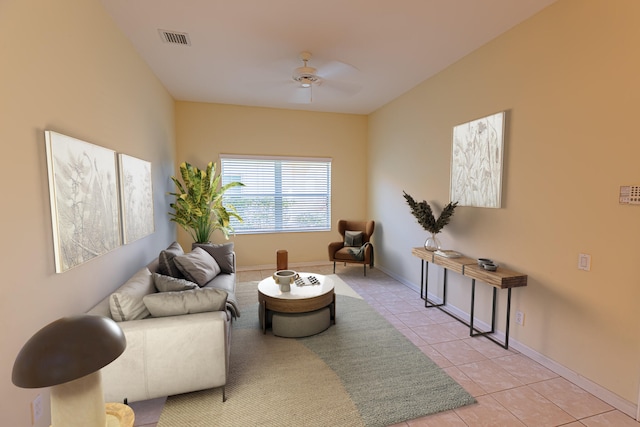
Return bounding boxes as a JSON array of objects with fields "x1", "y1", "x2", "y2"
[{"x1": 288, "y1": 51, "x2": 361, "y2": 103}]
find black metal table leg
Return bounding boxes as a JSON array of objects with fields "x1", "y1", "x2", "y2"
[
  {"x1": 504, "y1": 288, "x2": 512, "y2": 349},
  {"x1": 420, "y1": 260, "x2": 425, "y2": 300},
  {"x1": 469, "y1": 278, "x2": 476, "y2": 335},
  {"x1": 425, "y1": 261, "x2": 446, "y2": 308}
]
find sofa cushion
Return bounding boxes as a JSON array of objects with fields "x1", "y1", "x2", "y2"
[
  {"x1": 143, "y1": 288, "x2": 228, "y2": 317},
  {"x1": 194, "y1": 242, "x2": 235, "y2": 274},
  {"x1": 173, "y1": 247, "x2": 221, "y2": 286},
  {"x1": 153, "y1": 273, "x2": 198, "y2": 292},
  {"x1": 109, "y1": 267, "x2": 155, "y2": 321},
  {"x1": 344, "y1": 230, "x2": 363, "y2": 247},
  {"x1": 158, "y1": 241, "x2": 185, "y2": 279}
]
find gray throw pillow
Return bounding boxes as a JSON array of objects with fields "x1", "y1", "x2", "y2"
[
  {"x1": 143, "y1": 288, "x2": 228, "y2": 317},
  {"x1": 344, "y1": 230, "x2": 364, "y2": 247},
  {"x1": 158, "y1": 241, "x2": 185, "y2": 279},
  {"x1": 109, "y1": 267, "x2": 155, "y2": 321},
  {"x1": 173, "y1": 247, "x2": 221, "y2": 286},
  {"x1": 194, "y1": 242, "x2": 235, "y2": 274},
  {"x1": 153, "y1": 273, "x2": 198, "y2": 292}
]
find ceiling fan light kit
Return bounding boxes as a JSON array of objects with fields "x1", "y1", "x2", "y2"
[
  {"x1": 283, "y1": 50, "x2": 361, "y2": 104},
  {"x1": 292, "y1": 52, "x2": 321, "y2": 88}
]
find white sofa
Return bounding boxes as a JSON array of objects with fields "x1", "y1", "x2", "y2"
[{"x1": 87, "y1": 242, "x2": 238, "y2": 403}]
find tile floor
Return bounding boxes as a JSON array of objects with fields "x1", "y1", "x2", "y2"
[{"x1": 130, "y1": 263, "x2": 640, "y2": 427}]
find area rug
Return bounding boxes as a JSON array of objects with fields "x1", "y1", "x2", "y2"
[{"x1": 157, "y1": 275, "x2": 475, "y2": 427}]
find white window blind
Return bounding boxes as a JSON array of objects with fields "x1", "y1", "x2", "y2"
[{"x1": 220, "y1": 155, "x2": 332, "y2": 234}]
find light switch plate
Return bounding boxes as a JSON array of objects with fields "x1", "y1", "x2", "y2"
[{"x1": 578, "y1": 253, "x2": 591, "y2": 271}]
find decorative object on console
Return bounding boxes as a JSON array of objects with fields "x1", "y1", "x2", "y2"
[
  {"x1": 403, "y1": 191, "x2": 458, "y2": 251},
  {"x1": 450, "y1": 111, "x2": 506, "y2": 208},
  {"x1": 169, "y1": 161, "x2": 244, "y2": 243},
  {"x1": 434, "y1": 249, "x2": 462, "y2": 258},
  {"x1": 12, "y1": 315, "x2": 127, "y2": 427},
  {"x1": 482, "y1": 263, "x2": 498, "y2": 271},
  {"x1": 45, "y1": 131, "x2": 121, "y2": 273}
]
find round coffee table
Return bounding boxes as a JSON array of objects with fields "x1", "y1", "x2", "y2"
[{"x1": 258, "y1": 273, "x2": 335, "y2": 337}]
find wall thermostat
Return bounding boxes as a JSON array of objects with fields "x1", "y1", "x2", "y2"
[{"x1": 619, "y1": 186, "x2": 640, "y2": 204}]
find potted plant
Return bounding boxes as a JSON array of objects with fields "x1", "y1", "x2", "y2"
[
  {"x1": 403, "y1": 191, "x2": 458, "y2": 251},
  {"x1": 169, "y1": 161, "x2": 244, "y2": 243}
]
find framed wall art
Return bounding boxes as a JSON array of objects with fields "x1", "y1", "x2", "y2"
[
  {"x1": 45, "y1": 131, "x2": 121, "y2": 272},
  {"x1": 118, "y1": 153, "x2": 154, "y2": 244},
  {"x1": 450, "y1": 111, "x2": 506, "y2": 208}
]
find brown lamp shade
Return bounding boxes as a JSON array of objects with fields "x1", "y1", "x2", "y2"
[{"x1": 12, "y1": 315, "x2": 126, "y2": 388}]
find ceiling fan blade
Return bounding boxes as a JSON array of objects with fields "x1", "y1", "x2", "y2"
[
  {"x1": 319, "y1": 79, "x2": 362, "y2": 97},
  {"x1": 317, "y1": 60, "x2": 360, "y2": 80}
]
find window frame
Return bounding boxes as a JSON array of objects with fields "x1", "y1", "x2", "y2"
[{"x1": 220, "y1": 154, "x2": 332, "y2": 235}]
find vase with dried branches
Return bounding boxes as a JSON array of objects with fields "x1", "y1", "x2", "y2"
[{"x1": 403, "y1": 191, "x2": 458, "y2": 251}]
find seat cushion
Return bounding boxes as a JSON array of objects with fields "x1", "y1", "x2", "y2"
[{"x1": 333, "y1": 246, "x2": 367, "y2": 262}]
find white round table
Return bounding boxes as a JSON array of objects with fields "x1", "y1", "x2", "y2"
[{"x1": 258, "y1": 273, "x2": 335, "y2": 337}]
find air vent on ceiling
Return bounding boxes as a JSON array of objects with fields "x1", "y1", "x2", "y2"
[{"x1": 158, "y1": 29, "x2": 191, "y2": 46}]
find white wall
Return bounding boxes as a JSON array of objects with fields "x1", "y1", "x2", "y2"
[
  {"x1": 1, "y1": 1, "x2": 176, "y2": 425},
  {"x1": 369, "y1": 0, "x2": 640, "y2": 407}
]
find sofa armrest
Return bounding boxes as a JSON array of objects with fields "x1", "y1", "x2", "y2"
[{"x1": 100, "y1": 311, "x2": 230, "y2": 403}]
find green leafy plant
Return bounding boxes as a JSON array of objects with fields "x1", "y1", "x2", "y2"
[
  {"x1": 169, "y1": 162, "x2": 244, "y2": 243},
  {"x1": 403, "y1": 191, "x2": 458, "y2": 234}
]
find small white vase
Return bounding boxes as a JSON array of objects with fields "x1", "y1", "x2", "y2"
[{"x1": 424, "y1": 233, "x2": 441, "y2": 252}]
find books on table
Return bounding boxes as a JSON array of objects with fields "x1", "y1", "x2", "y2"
[{"x1": 434, "y1": 250, "x2": 462, "y2": 258}]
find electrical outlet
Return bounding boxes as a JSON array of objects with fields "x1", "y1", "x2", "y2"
[
  {"x1": 515, "y1": 310, "x2": 525, "y2": 326},
  {"x1": 31, "y1": 394, "x2": 43, "y2": 424}
]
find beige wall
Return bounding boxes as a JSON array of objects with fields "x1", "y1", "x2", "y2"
[
  {"x1": 1, "y1": 1, "x2": 176, "y2": 426},
  {"x1": 369, "y1": 0, "x2": 640, "y2": 406},
  {"x1": 175, "y1": 102, "x2": 368, "y2": 267}
]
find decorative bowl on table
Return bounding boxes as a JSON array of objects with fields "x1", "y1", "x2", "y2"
[
  {"x1": 478, "y1": 258, "x2": 493, "y2": 266},
  {"x1": 273, "y1": 270, "x2": 299, "y2": 292},
  {"x1": 482, "y1": 263, "x2": 498, "y2": 271}
]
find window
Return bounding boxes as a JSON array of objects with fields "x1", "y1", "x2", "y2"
[{"x1": 220, "y1": 155, "x2": 331, "y2": 234}]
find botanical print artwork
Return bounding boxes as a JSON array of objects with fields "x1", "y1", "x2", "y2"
[
  {"x1": 450, "y1": 111, "x2": 505, "y2": 208},
  {"x1": 119, "y1": 154, "x2": 154, "y2": 243},
  {"x1": 45, "y1": 131, "x2": 121, "y2": 272}
]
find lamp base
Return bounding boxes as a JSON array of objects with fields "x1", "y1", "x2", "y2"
[{"x1": 50, "y1": 371, "x2": 106, "y2": 427}]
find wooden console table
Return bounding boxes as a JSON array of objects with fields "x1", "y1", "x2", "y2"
[{"x1": 412, "y1": 247, "x2": 527, "y2": 349}]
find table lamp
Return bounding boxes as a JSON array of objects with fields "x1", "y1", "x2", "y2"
[{"x1": 12, "y1": 315, "x2": 126, "y2": 427}]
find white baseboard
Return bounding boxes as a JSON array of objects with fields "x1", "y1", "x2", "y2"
[{"x1": 375, "y1": 265, "x2": 638, "y2": 420}]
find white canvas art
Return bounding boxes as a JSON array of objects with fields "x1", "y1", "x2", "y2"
[
  {"x1": 45, "y1": 131, "x2": 121, "y2": 272},
  {"x1": 118, "y1": 154, "x2": 155, "y2": 243},
  {"x1": 450, "y1": 111, "x2": 505, "y2": 208}
]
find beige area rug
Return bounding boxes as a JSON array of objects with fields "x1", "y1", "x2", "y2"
[{"x1": 157, "y1": 275, "x2": 475, "y2": 427}]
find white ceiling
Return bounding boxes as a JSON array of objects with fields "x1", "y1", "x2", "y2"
[{"x1": 100, "y1": 0, "x2": 557, "y2": 115}]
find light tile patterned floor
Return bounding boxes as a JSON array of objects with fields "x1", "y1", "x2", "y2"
[{"x1": 132, "y1": 264, "x2": 639, "y2": 427}]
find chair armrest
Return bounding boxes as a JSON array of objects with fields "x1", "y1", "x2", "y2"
[{"x1": 328, "y1": 241, "x2": 344, "y2": 259}]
